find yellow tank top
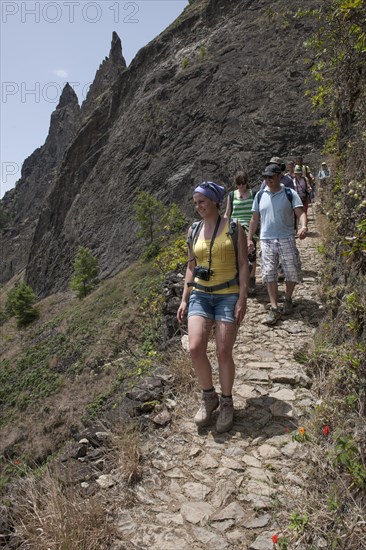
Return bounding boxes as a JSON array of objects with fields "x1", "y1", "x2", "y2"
[{"x1": 193, "y1": 220, "x2": 239, "y2": 294}]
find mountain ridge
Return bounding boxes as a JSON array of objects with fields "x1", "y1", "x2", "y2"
[{"x1": 1, "y1": 0, "x2": 322, "y2": 296}]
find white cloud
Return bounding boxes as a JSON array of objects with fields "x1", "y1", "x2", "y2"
[{"x1": 53, "y1": 69, "x2": 69, "y2": 78}]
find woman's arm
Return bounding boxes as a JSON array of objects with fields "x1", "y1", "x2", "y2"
[
  {"x1": 224, "y1": 194, "x2": 232, "y2": 218},
  {"x1": 235, "y1": 223, "x2": 249, "y2": 325},
  {"x1": 177, "y1": 237, "x2": 195, "y2": 323}
]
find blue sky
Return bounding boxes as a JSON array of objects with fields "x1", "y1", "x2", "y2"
[{"x1": 0, "y1": 0, "x2": 188, "y2": 197}]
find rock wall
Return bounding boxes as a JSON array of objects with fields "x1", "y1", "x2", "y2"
[{"x1": 2, "y1": 0, "x2": 322, "y2": 296}]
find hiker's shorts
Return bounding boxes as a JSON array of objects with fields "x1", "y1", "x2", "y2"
[
  {"x1": 260, "y1": 237, "x2": 303, "y2": 283},
  {"x1": 188, "y1": 291, "x2": 239, "y2": 323}
]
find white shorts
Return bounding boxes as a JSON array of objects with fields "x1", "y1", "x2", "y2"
[{"x1": 260, "y1": 237, "x2": 303, "y2": 283}]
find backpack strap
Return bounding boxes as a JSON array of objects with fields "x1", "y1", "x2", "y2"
[
  {"x1": 256, "y1": 189, "x2": 264, "y2": 207},
  {"x1": 229, "y1": 190, "x2": 234, "y2": 212},
  {"x1": 187, "y1": 220, "x2": 202, "y2": 250},
  {"x1": 229, "y1": 217, "x2": 239, "y2": 275},
  {"x1": 284, "y1": 187, "x2": 293, "y2": 205}
]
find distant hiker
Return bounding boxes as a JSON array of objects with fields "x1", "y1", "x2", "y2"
[
  {"x1": 259, "y1": 156, "x2": 295, "y2": 191},
  {"x1": 225, "y1": 171, "x2": 257, "y2": 295},
  {"x1": 286, "y1": 160, "x2": 296, "y2": 181},
  {"x1": 318, "y1": 161, "x2": 331, "y2": 187},
  {"x1": 295, "y1": 156, "x2": 315, "y2": 190},
  {"x1": 177, "y1": 181, "x2": 249, "y2": 433},
  {"x1": 294, "y1": 165, "x2": 312, "y2": 214},
  {"x1": 247, "y1": 164, "x2": 308, "y2": 326}
]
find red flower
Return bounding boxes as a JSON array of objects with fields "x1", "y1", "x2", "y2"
[
  {"x1": 322, "y1": 425, "x2": 330, "y2": 435},
  {"x1": 272, "y1": 534, "x2": 279, "y2": 544}
]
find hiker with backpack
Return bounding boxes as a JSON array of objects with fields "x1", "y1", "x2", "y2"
[
  {"x1": 224, "y1": 171, "x2": 257, "y2": 295},
  {"x1": 247, "y1": 164, "x2": 308, "y2": 326},
  {"x1": 177, "y1": 181, "x2": 249, "y2": 433},
  {"x1": 293, "y1": 165, "x2": 312, "y2": 214},
  {"x1": 296, "y1": 156, "x2": 315, "y2": 196}
]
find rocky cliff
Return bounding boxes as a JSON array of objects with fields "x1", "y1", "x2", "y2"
[
  {"x1": 0, "y1": 84, "x2": 81, "y2": 282},
  {"x1": 0, "y1": 33, "x2": 127, "y2": 284},
  {"x1": 1, "y1": 0, "x2": 321, "y2": 296}
]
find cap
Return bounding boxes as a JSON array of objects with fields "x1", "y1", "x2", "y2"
[
  {"x1": 262, "y1": 163, "x2": 282, "y2": 177},
  {"x1": 294, "y1": 165, "x2": 303, "y2": 174},
  {"x1": 193, "y1": 181, "x2": 225, "y2": 203}
]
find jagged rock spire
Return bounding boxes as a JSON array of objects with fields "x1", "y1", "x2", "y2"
[
  {"x1": 81, "y1": 32, "x2": 126, "y2": 118},
  {"x1": 57, "y1": 83, "x2": 79, "y2": 110},
  {"x1": 110, "y1": 31, "x2": 125, "y2": 66}
]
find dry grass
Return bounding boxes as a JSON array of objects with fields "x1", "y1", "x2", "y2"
[
  {"x1": 112, "y1": 422, "x2": 143, "y2": 486},
  {"x1": 272, "y1": 435, "x2": 366, "y2": 549},
  {"x1": 163, "y1": 343, "x2": 196, "y2": 397},
  {"x1": 8, "y1": 468, "x2": 116, "y2": 549}
]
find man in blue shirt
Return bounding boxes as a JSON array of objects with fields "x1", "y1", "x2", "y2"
[{"x1": 248, "y1": 164, "x2": 308, "y2": 325}]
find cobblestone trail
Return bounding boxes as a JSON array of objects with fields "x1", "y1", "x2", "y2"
[{"x1": 114, "y1": 206, "x2": 322, "y2": 549}]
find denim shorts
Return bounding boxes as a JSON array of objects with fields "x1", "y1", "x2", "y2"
[{"x1": 188, "y1": 291, "x2": 239, "y2": 323}]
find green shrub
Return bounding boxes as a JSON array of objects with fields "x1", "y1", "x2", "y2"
[
  {"x1": 70, "y1": 246, "x2": 99, "y2": 299},
  {"x1": 5, "y1": 281, "x2": 39, "y2": 327}
]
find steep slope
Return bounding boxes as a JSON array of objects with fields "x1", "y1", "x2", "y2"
[{"x1": 22, "y1": 0, "x2": 320, "y2": 296}]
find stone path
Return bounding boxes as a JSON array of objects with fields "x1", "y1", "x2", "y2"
[{"x1": 113, "y1": 206, "x2": 322, "y2": 549}]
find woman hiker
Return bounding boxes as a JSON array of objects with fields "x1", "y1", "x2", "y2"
[
  {"x1": 177, "y1": 181, "x2": 249, "y2": 433},
  {"x1": 225, "y1": 171, "x2": 257, "y2": 295}
]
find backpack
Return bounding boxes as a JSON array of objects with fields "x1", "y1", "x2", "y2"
[
  {"x1": 186, "y1": 218, "x2": 239, "y2": 293},
  {"x1": 256, "y1": 186, "x2": 294, "y2": 207}
]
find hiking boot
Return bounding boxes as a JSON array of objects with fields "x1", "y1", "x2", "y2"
[
  {"x1": 216, "y1": 396, "x2": 234, "y2": 433},
  {"x1": 194, "y1": 390, "x2": 219, "y2": 427},
  {"x1": 248, "y1": 277, "x2": 256, "y2": 296},
  {"x1": 282, "y1": 298, "x2": 294, "y2": 315},
  {"x1": 265, "y1": 307, "x2": 281, "y2": 325}
]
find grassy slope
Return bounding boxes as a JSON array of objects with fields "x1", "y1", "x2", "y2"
[{"x1": 0, "y1": 259, "x2": 162, "y2": 483}]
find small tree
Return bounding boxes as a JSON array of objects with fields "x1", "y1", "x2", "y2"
[
  {"x1": 165, "y1": 203, "x2": 187, "y2": 235},
  {"x1": 6, "y1": 281, "x2": 39, "y2": 327},
  {"x1": 134, "y1": 191, "x2": 166, "y2": 245},
  {"x1": 70, "y1": 246, "x2": 99, "y2": 299}
]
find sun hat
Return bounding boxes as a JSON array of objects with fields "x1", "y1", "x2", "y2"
[
  {"x1": 262, "y1": 164, "x2": 282, "y2": 177},
  {"x1": 294, "y1": 165, "x2": 303, "y2": 174},
  {"x1": 193, "y1": 181, "x2": 225, "y2": 203},
  {"x1": 268, "y1": 156, "x2": 286, "y2": 171},
  {"x1": 321, "y1": 161, "x2": 327, "y2": 165}
]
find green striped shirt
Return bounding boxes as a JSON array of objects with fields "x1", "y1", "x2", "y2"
[{"x1": 231, "y1": 189, "x2": 254, "y2": 232}]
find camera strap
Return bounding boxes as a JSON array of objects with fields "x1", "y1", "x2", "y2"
[{"x1": 207, "y1": 215, "x2": 221, "y2": 272}]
